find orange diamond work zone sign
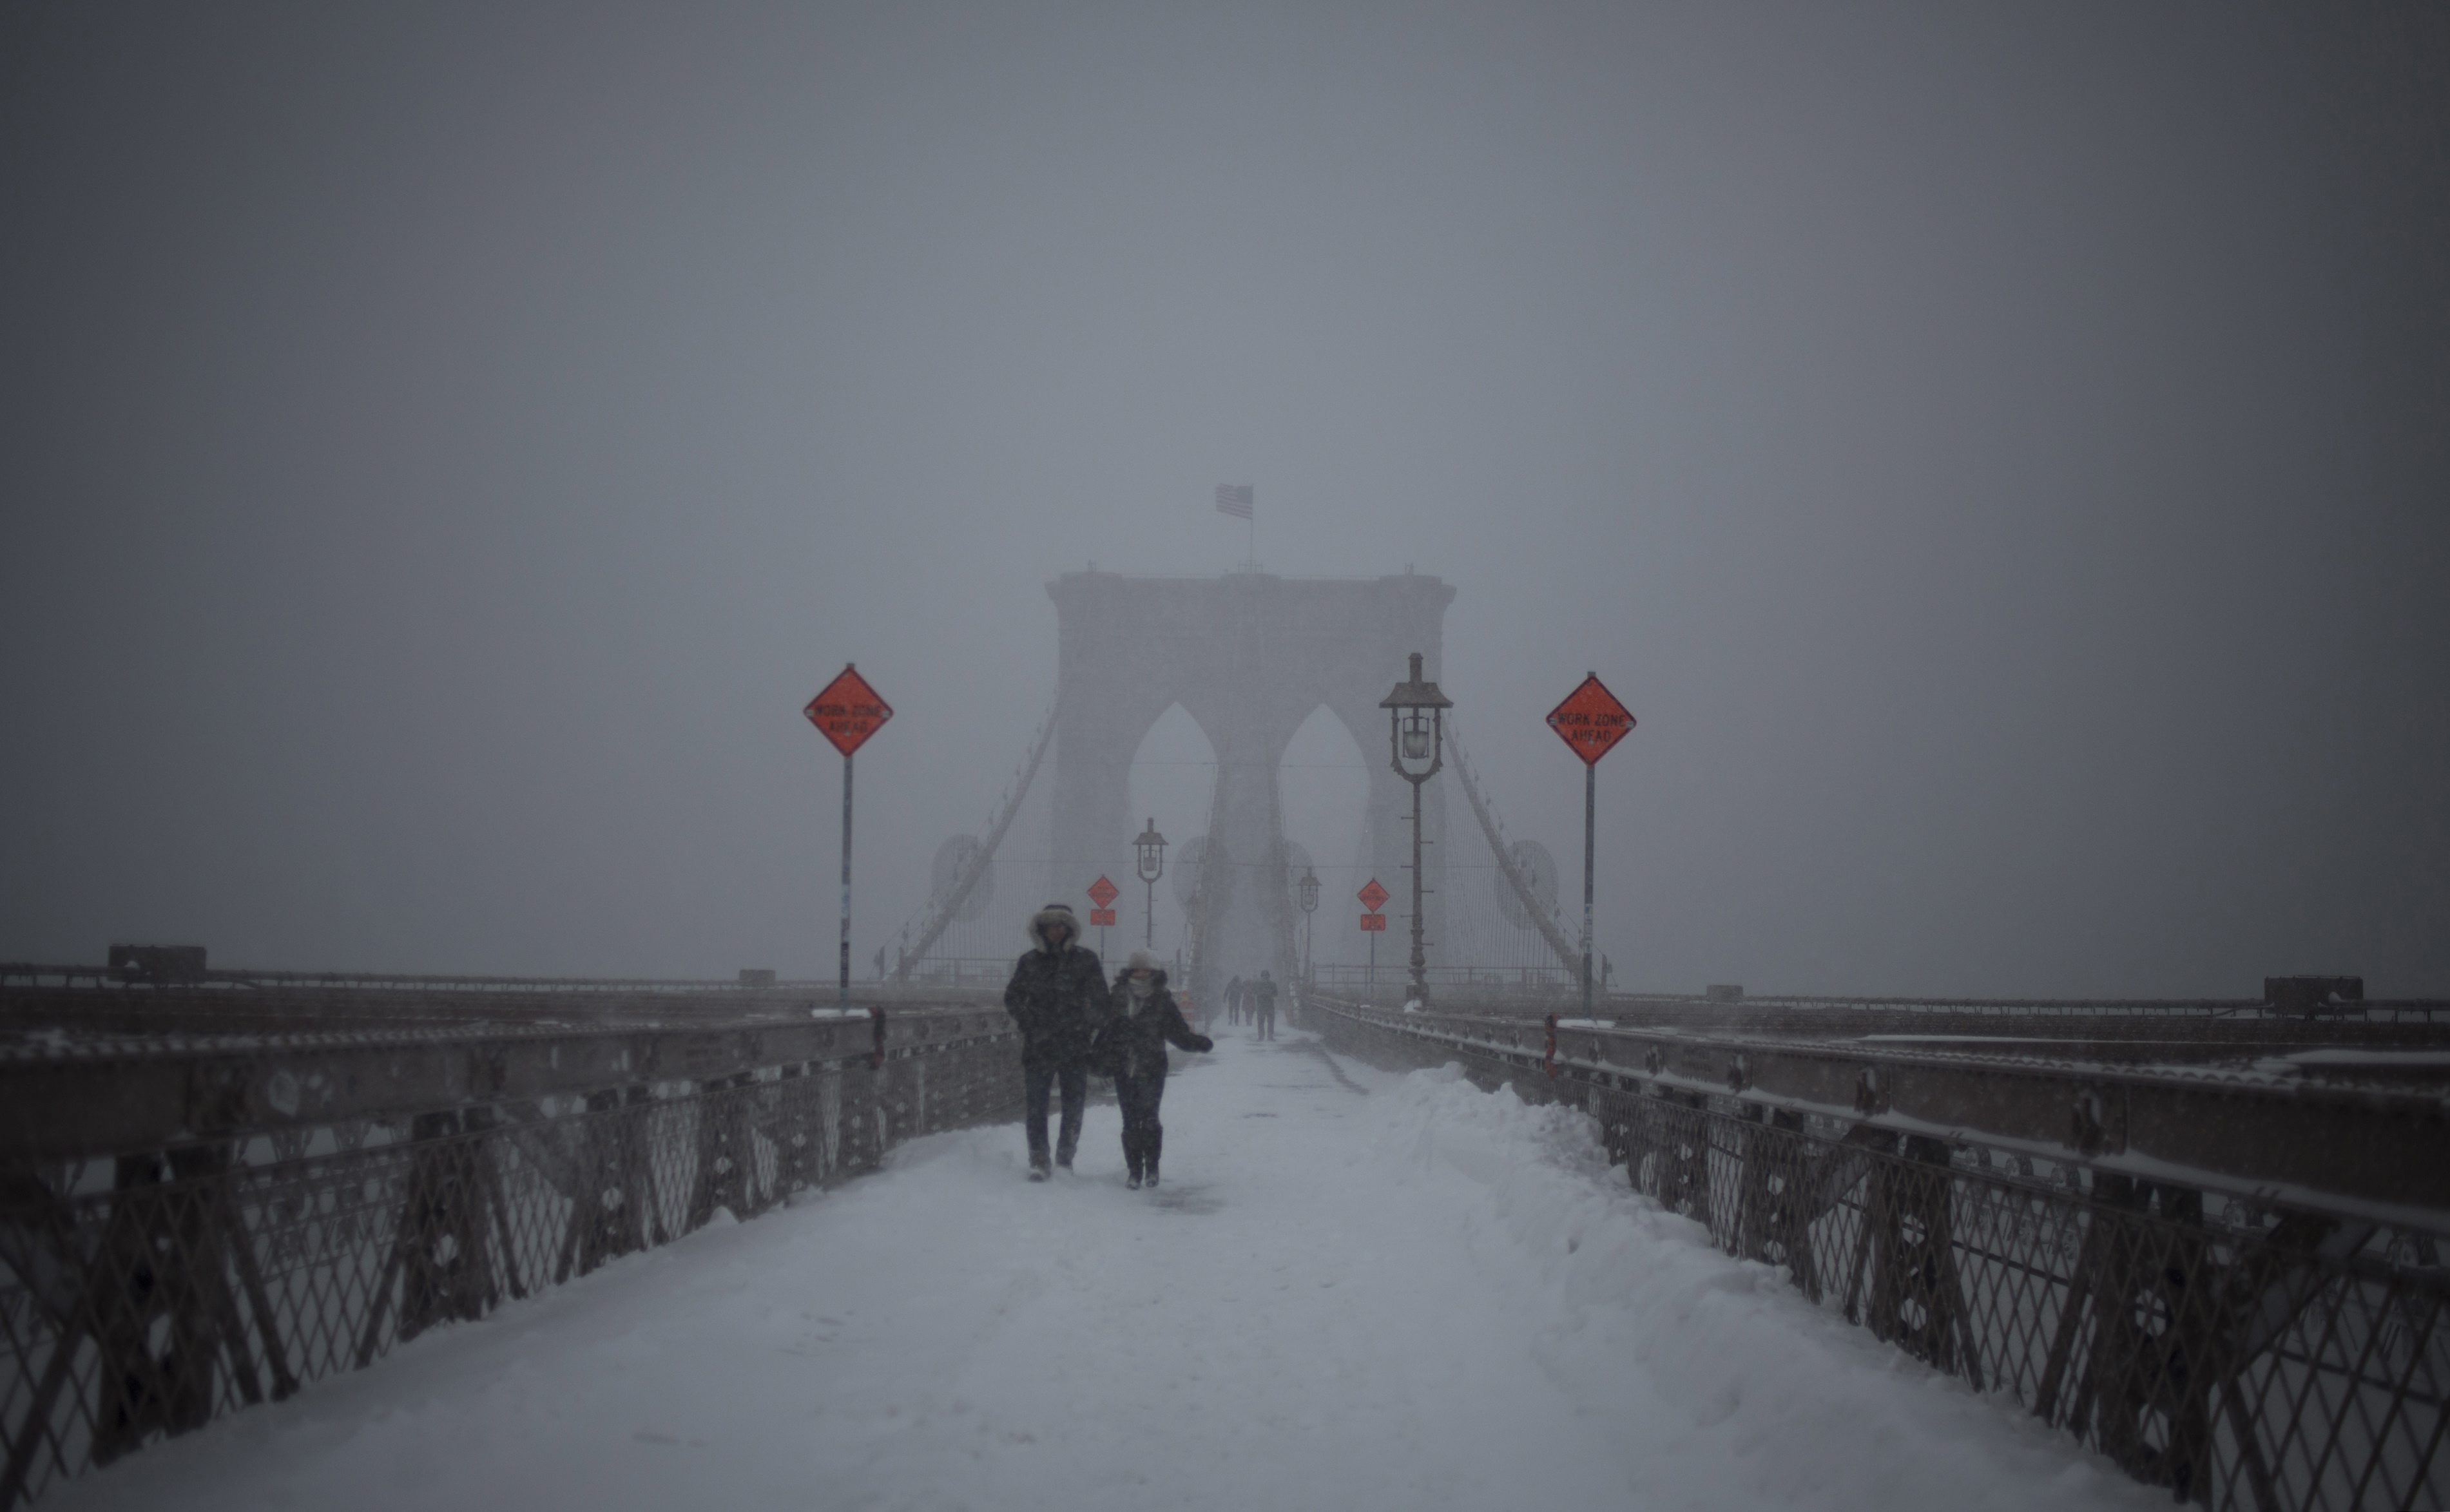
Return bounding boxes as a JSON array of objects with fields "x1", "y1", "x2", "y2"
[
  {"x1": 1546, "y1": 675, "x2": 1634, "y2": 766},
  {"x1": 1088, "y1": 876, "x2": 1119, "y2": 908},
  {"x1": 1357, "y1": 879, "x2": 1389, "y2": 912},
  {"x1": 804, "y1": 665, "x2": 893, "y2": 757}
]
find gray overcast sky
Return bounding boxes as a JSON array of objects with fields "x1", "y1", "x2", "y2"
[{"x1": 4, "y1": 2, "x2": 2445, "y2": 995}]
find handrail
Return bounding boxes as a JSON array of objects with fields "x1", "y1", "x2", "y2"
[
  {"x1": 0, "y1": 1003, "x2": 1023, "y2": 1509},
  {"x1": 1310, "y1": 995, "x2": 2450, "y2": 1512},
  {"x1": 1308, "y1": 997, "x2": 2450, "y2": 1221}
]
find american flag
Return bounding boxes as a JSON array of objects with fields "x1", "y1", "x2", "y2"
[{"x1": 1215, "y1": 484, "x2": 1253, "y2": 519}]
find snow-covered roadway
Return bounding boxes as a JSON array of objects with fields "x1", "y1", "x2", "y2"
[{"x1": 57, "y1": 1029, "x2": 2157, "y2": 1512}]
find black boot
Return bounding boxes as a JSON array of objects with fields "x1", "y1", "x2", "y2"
[{"x1": 1144, "y1": 1129, "x2": 1162, "y2": 1188}]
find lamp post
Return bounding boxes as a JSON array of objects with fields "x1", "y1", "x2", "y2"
[
  {"x1": 1379, "y1": 652, "x2": 1451, "y2": 1006},
  {"x1": 1297, "y1": 865, "x2": 1320, "y2": 986},
  {"x1": 1133, "y1": 817, "x2": 1167, "y2": 952}
]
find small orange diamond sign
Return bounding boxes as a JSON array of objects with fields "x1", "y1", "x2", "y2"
[
  {"x1": 1546, "y1": 675, "x2": 1634, "y2": 766},
  {"x1": 1357, "y1": 879, "x2": 1389, "y2": 912},
  {"x1": 804, "y1": 665, "x2": 893, "y2": 756},
  {"x1": 1088, "y1": 876, "x2": 1119, "y2": 908}
]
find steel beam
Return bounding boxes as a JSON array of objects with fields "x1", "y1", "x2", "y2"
[
  {"x1": 0, "y1": 1009, "x2": 1014, "y2": 1165},
  {"x1": 1317, "y1": 1000, "x2": 2450, "y2": 1220}
]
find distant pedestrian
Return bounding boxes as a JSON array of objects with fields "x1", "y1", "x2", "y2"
[
  {"x1": 1249, "y1": 971, "x2": 1278, "y2": 1040},
  {"x1": 1224, "y1": 973, "x2": 1244, "y2": 1026},
  {"x1": 1003, "y1": 903, "x2": 1111, "y2": 1180},
  {"x1": 1091, "y1": 950, "x2": 1213, "y2": 1189}
]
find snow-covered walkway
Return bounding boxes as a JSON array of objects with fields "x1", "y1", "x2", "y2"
[{"x1": 57, "y1": 1029, "x2": 2158, "y2": 1512}]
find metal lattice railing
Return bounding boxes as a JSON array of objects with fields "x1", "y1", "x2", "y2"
[
  {"x1": 0, "y1": 1017, "x2": 1021, "y2": 1509},
  {"x1": 1314, "y1": 999, "x2": 2450, "y2": 1512}
]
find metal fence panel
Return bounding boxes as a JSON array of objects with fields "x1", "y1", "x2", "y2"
[
  {"x1": 0, "y1": 1022, "x2": 1021, "y2": 1509},
  {"x1": 1316, "y1": 1000, "x2": 2450, "y2": 1512}
]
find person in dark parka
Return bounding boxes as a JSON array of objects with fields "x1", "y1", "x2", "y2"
[
  {"x1": 1095, "y1": 949, "x2": 1213, "y2": 1189},
  {"x1": 1004, "y1": 902, "x2": 1111, "y2": 1179},
  {"x1": 1248, "y1": 970, "x2": 1278, "y2": 1040}
]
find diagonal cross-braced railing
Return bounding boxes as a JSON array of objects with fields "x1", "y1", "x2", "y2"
[
  {"x1": 0, "y1": 1002, "x2": 1020, "y2": 1509},
  {"x1": 1311, "y1": 996, "x2": 2450, "y2": 1512}
]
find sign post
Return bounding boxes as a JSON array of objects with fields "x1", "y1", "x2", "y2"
[
  {"x1": 1545, "y1": 674, "x2": 1635, "y2": 1017},
  {"x1": 1088, "y1": 875, "x2": 1120, "y2": 957},
  {"x1": 804, "y1": 665, "x2": 893, "y2": 1007},
  {"x1": 1358, "y1": 879, "x2": 1389, "y2": 996}
]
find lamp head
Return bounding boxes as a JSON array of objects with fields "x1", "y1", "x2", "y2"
[{"x1": 1380, "y1": 652, "x2": 1451, "y2": 781}]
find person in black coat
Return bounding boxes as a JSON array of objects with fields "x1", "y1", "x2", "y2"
[
  {"x1": 1003, "y1": 902, "x2": 1111, "y2": 1179},
  {"x1": 1248, "y1": 970, "x2": 1278, "y2": 1040},
  {"x1": 1094, "y1": 950, "x2": 1213, "y2": 1189}
]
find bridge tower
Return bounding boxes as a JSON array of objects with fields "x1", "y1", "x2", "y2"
[{"x1": 1045, "y1": 569, "x2": 1456, "y2": 1003}]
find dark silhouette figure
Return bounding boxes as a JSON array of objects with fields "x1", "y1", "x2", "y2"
[
  {"x1": 1093, "y1": 950, "x2": 1213, "y2": 1188},
  {"x1": 1003, "y1": 903, "x2": 1110, "y2": 1178},
  {"x1": 1249, "y1": 971, "x2": 1278, "y2": 1040}
]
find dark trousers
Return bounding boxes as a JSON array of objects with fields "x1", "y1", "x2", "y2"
[
  {"x1": 1115, "y1": 1068, "x2": 1167, "y2": 1176},
  {"x1": 1024, "y1": 1059, "x2": 1087, "y2": 1166},
  {"x1": 1253, "y1": 1005, "x2": 1275, "y2": 1039}
]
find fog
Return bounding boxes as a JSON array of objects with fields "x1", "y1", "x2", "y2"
[{"x1": 4, "y1": 3, "x2": 2444, "y2": 996}]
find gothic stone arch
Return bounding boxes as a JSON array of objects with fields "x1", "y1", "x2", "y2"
[{"x1": 1045, "y1": 569, "x2": 1456, "y2": 998}]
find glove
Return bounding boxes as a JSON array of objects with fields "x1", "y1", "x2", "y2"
[{"x1": 1191, "y1": 1035, "x2": 1215, "y2": 1052}]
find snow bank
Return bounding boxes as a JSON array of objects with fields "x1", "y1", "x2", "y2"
[{"x1": 1366, "y1": 1062, "x2": 2159, "y2": 1512}]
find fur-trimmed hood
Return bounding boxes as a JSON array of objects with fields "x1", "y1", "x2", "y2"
[{"x1": 1027, "y1": 903, "x2": 1081, "y2": 953}]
